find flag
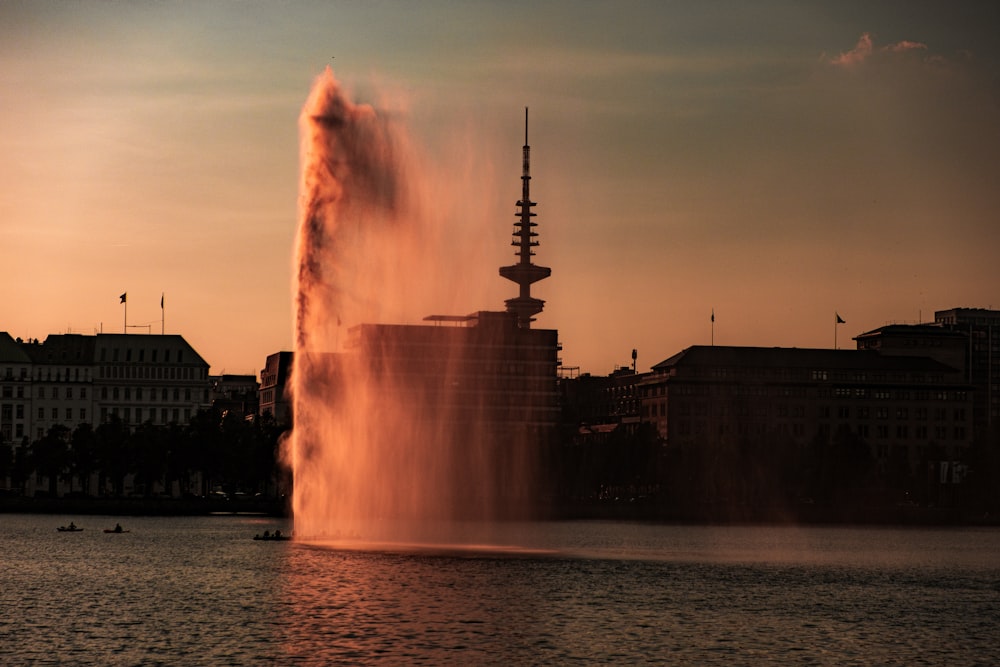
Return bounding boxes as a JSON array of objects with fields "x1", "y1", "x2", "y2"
[
  {"x1": 711, "y1": 309, "x2": 715, "y2": 323},
  {"x1": 160, "y1": 293, "x2": 164, "y2": 309},
  {"x1": 120, "y1": 292, "x2": 127, "y2": 304},
  {"x1": 836, "y1": 312, "x2": 845, "y2": 324}
]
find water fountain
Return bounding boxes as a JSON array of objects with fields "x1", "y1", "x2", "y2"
[{"x1": 285, "y1": 69, "x2": 558, "y2": 547}]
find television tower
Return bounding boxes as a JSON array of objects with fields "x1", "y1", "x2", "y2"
[{"x1": 500, "y1": 108, "x2": 551, "y2": 328}]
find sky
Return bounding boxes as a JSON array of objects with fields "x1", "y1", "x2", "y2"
[{"x1": 2, "y1": 1, "x2": 998, "y2": 376}]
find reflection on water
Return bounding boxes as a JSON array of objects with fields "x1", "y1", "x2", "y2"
[{"x1": 2, "y1": 515, "x2": 998, "y2": 665}]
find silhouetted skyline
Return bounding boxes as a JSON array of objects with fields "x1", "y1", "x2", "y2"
[{"x1": 2, "y1": 2, "x2": 997, "y2": 375}]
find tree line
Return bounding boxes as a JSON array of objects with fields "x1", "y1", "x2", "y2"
[{"x1": 0, "y1": 410, "x2": 288, "y2": 500}]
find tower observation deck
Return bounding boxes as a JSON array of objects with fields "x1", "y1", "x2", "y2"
[{"x1": 500, "y1": 108, "x2": 551, "y2": 328}]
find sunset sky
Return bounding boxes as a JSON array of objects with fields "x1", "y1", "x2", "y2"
[{"x1": 2, "y1": 1, "x2": 997, "y2": 376}]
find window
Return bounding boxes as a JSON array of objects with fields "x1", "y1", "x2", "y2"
[
  {"x1": 38, "y1": 407, "x2": 44, "y2": 419},
  {"x1": 80, "y1": 409, "x2": 86, "y2": 421}
]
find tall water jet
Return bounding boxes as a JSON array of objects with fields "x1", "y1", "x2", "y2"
[{"x1": 286, "y1": 69, "x2": 560, "y2": 545}]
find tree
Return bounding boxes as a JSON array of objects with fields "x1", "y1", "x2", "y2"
[
  {"x1": 130, "y1": 421, "x2": 169, "y2": 496},
  {"x1": 95, "y1": 415, "x2": 130, "y2": 496},
  {"x1": 70, "y1": 423, "x2": 98, "y2": 495},
  {"x1": 31, "y1": 425, "x2": 71, "y2": 497}
]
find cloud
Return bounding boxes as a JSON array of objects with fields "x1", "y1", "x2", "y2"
[{"x1": 831, "y1": 33, "x2": 928, "y2": 67}]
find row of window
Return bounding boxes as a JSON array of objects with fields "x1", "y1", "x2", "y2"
[
  {"x1": 99, "y1": 406, "x2": 190, "y2": 424},
  {"x1": 35, "y1": 386, "x2": 89, "y2": 400},
  {"x1": 34, "y1": 407, "x2": 87, "y2": 421},
  {"x1": 648, "y1": 402, "x2": 969, "y2": 422},
  {"x1": 99, "y1": 386, "x2": 202, "y2": 402},
  {"x1": 672, "y1": 420, "x2": 967, "y2": 442},
  {"x1": 1, "y1": 385, "x2": 25, "y2": 399},
  {"x1": 31, "y1": 368, "x2": 91, "y2": 382},
  {"x1": 1, "y1": 404, "x2": 26, "y2": 420},
  {"x1": 99, "y1": 365, "x2": 204, "y2": 381},
  {"x1": 99, "y1": 347, "x2": 186, "y2": 363}
]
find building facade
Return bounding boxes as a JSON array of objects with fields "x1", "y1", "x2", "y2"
[
  {"x1": 641, "y1": 346, "x2": 973, "y2": 487},
  {"x1": 259, "y1": 351, "x2": 293, "y2": 425},
  {"x1": 0, "y1": 332, "x2": 211, "y2": 447},
  {"x1": 935, "y1": 308, "x2": 1000, "y2": 434},
  {"x1": 0, "y1": 332, "x2": 33, "y2": 444},
  {"x1": 346, "y1": 311, "x2": 561, "y2": 440},
  {"x1": 210, "y1": 373, "x2": 260, "y2": 419}
]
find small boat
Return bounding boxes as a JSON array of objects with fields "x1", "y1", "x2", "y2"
[
  {"x1": 104, "y1": 524, "x2": 129, "y2": 534},
  {"x1": 253, "y1": 531, "x2": 290, "y2": 541},
  {"x1": 57, "y1": 524, "x2": 83, "y2": 532}
]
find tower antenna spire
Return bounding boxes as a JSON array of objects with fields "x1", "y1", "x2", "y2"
[{"x1": 500, "y1": 107, "x2": 551, "y2": 328}]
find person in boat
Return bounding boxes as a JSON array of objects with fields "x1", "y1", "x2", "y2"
[
  {"x1": 68, "y1": 522, "x2": 77, "y2": 530},
  {"x1": 113, "y1": 523, "x2": 123, "y2": 533},
  {"x1": 273, "y1": 529, "x2": 282, "y2": 539},
  {"x1": 262, "y1": 530, "x2": 271, "y2": 539}
]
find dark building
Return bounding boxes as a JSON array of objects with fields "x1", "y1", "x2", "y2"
[
  {"x1": 855, "y1": 308, "x2": 1000, "y2": 437},
  {"x1": 346, "y1": 311, "x2": 560, "y2": 439},
  {"x1": 639, "y1": 345, "x2": 973, "y2": 503},
  {"x1": 16, "y1": 333, "x2": 211, "y2": 436},
  {"x1": 0, "y1": 332, "x2": 33, "y2": 444},
  {"x1": 259, "y1": 351, "x2": 293, "y2": 425},
  {"x1": 210, "y1": 374, "x2": 260, "y2": 419},
  {"x1": 935, "y1": 308, "x2": 1000, "y2": 434},
  {"x1": 90, "y1": 334, "x2": 211, "y2": 428},
  {"x1": 560, "y1": 366, "x2": 648, "y2": 442}
]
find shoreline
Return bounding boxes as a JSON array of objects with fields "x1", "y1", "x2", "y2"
[{"x1": 3, "y1": 495, "x2": 996, "y2": 527}]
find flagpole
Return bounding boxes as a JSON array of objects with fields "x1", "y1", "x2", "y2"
[
  {"x1": 834, "y1": 312, "x2": 845, "y2": 349},
  {"x1": 711, "y1": 308, "x2": 715, "y2": 346},
  {"x1": 161, "y1": 293, "x2": 165, "y2": 335}
]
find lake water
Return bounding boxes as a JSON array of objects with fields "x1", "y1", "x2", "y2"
[{"x1": 2, "y1": 514, "x2": 998, "y2": 665}]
